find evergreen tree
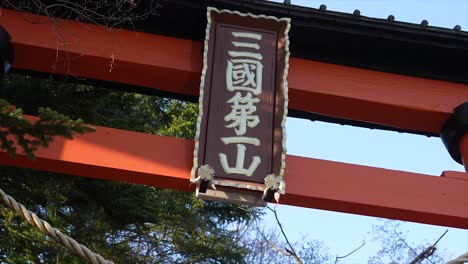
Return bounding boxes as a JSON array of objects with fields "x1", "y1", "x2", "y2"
[
  {"x1": 0, "y1": 73, "x2": 261, "y2": 263},
  {"x1": 1, "y1": 74, "x2": 446, "y2": 264}
]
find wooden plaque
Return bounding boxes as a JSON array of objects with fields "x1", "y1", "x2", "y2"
[{"x1": 192, "y1": 7, "x2": 290, "y2": 198}]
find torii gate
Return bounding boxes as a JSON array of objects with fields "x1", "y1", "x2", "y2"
[{"x1": 0, "y1": 2, "x2": 467, "y2": 231}]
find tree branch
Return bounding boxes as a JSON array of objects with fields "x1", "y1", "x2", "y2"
[
  {"x1": 2, "y1": 0, "x2": 160, "y2": 28},
  {"x1": 409, "y1": 229, "x2": 448, "y2": 264},
  {"x1": 266, "y1": 206, "x2": 303, "y2": 264},
  {"x1": 256, "y1": 226, "x2": 292, "y2": 258},
  {"x1": 390, "y1": 221, "x2": 420, "y2": 258},
  {"x1": 334, "y1": 240, "x2": 365, "y2": 264}
]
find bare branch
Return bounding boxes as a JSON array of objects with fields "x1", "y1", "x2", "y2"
[
  {"x1": 433, "y1": 229, "x2": 449, "y2": 247},
  {"x1": 256, "y1": 226, "x2": 292, "y2": 258},
  {"x1": 409, "y1": 229, "x2": 448, "y2": 264},
  {"x1": 1, "y1": 0, "x2": 160, "y2": 29},
  {"x1": 390, "y1": 221, "x2": 420, "y2": 258},
  {"x1": 266, "y1": 206, "x2": 303, "y2": 264},
  {"x1": 334, "y1": 240, "x2": 365, "y2": 264},
  {"x1": 1, "y1": 0, "x2": 160, "y2": 80}
]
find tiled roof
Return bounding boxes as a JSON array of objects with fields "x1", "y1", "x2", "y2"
[
  {"x1": 269, "y1": 1, "x2": 465, "y2": 34},
  {"x1": 131, "y1": 0, "x2": 468, "y2": 136},
  {"x1": 138, "y1": 0, "x2": 467, "y2": 84}
]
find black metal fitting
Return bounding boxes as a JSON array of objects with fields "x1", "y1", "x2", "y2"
[
  {"x1": 262, "y1": 188, "x2": 275, "y2": 202},
  {"x1": 440, "y1": 102, "x2": 468, "y2": 165},
  {"x1": 420, "y1": 19, "x2": 429, "y2": 28},
  {"x1": 0, "y1": 25, "x2": 14, "y2": 79},
  {"x1": 198, "y1": 180, "x2": 209, "y2": 193}
]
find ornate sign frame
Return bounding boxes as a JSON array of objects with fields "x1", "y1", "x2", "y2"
[{"x1": 191, "y1": 7, "x2": 291, "y2": 205}]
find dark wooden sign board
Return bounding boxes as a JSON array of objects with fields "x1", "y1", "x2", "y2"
[{"x1": 192, "y1": 7, "x2": 290, "y2": 205}]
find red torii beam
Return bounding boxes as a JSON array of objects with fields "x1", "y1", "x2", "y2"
[
  {"x1": 0, "y1": 10, "x2": 467, "y2": 228},
  {"x1": 1, "y1": 118, "x2": 467, "y2": 229},
  {"x1": 3, "y1": 9, "x2": 468, "y2": 134}
]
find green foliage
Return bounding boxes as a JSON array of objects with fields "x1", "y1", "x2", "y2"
[
  {"x1": 0, "y1": 167, "x2": 260, "y2": 263},
  {"x1": 1, "y1": 73, "x2": 448, "y2": 264},
  {"x1": 0, "y1": 73, "x2": 261, "y2": 263},
  {"x1": 0, "y1": 99, "x2": 94, "y2": 159}
]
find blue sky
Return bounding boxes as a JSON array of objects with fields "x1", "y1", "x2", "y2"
[{"x1": 263, "y1": 0, "x2": 468, "y2": 262}]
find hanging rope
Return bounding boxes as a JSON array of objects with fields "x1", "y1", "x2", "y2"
[
  {"x1": 2, "y1": 185, "x2": 466, "y2": 264},
  {"x1": 448, "y1": 252, "x2": 468, "y2": 264},
  {"x1": 0, "y1": 188, "x2": 114, "y2": 264}
]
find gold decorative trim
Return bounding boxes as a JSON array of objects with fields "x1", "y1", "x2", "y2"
[
  {"x1": 214, "y1": 180, "x2": 265, "y2": 192},
  {"x1": 191, "y1": 7, "x2": 291, "y2": 192},
  {"x1": 278, "y1": 14, "x2": 291, "y2": 181},
  {"x1": 191, "y1": 6, "x2": 213, "y2": 181},
  {"x1": 206, "y1": 7, "x2": 291, "y2": 23}
]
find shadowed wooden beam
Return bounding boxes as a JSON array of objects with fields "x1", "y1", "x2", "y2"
[
  {"x1": 1, "y1": 117, "x2": 467, "y2": 229},
  {"x1": 1, "y1": 9, "x2": 468, "y2": 135}
]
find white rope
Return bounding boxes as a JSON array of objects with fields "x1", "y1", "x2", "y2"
[
  {"x1": 0, "y1": 188, "x2": 114, "y2": 264},
  {"x1": 5, "y1": 185, "x2": 466, "y2": 264},
  {"x1": 448, "y1": 252, "x2": 468, "y2": 264}
]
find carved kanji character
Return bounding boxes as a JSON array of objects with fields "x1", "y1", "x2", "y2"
[
  {"x1": 224, "y1": 92, "x2": 260, "y2": 135},
  {"x1": 219, "y1": 136, "x2": 261, "y2": 176}
]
